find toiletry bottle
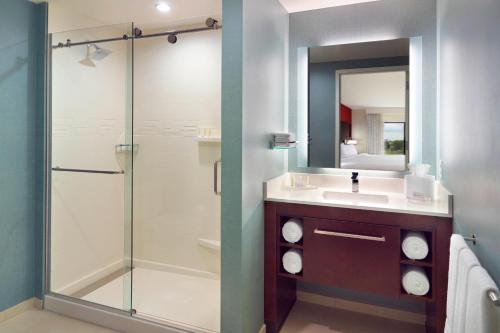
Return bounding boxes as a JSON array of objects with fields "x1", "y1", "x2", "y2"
[{"x1": 351, "y1": 172, "x2": 359, "y2": 193}]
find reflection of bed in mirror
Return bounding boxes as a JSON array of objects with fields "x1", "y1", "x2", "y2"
[{"x1": 340, "y1": 143, "x2": 406, "y2": 171}]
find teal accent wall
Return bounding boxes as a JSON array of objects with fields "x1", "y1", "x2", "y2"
[
  {"x1": 221, "y1": 0, "x2": 244, "y2": 330},
  {"x1": 438, "y1": 0, "x2": 500, "y2": 283},
  {"x1": 0, "y1": 0, "x2": 47, "y2": 311},
  {"x1": 241, "y1": 0, "x2": 288, "y2": 331},
  {"x1": 221, "y1": 0, "x2": 288, "y2": 331}
]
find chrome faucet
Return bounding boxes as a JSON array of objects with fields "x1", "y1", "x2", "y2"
[{"x1": 351, "y1": 172, "x2": 359, "y2": 193}]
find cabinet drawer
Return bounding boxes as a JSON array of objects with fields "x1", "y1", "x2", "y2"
[{"x1": 303, "y1": 218, "x2": 400, "y2": 297}]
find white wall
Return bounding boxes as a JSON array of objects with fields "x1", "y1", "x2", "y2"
[
  {"x1": 50, "y1": 29, "x2": 131, "y2": 293},
  {"x1": 49, "y1": 2, "x2": 222, "y2": 294},
  {"x1": 341, "y1": 71, "x2": 406, "y2": 109},
  {"x1": 133, "y1": 30, "x2": 221, "y2": 275},
  {"x1": 438, "y1": 0, "x2": 500, "y2": 283}
]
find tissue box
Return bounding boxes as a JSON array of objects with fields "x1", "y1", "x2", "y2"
[{"x1": 405, "y1": 175, "x2": 435, "y2": 201}]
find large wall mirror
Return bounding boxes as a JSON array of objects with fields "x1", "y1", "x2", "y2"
[{"x1": 296, "y1": 38, "x2": 421, "y2": 173}]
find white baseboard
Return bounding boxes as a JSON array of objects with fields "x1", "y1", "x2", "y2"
[
  {"x1": 54, "y1": 258, "x2": 219, "y2": 297},
  {"x1": 133, "y1": 258, "x2": 219, "y2": 280},
  {"x1": 0, "y1": 298, "x2": 42, "y2": 323},
  {"x1": 44, "y1": 295, "x2": 183, "y2": 333},
  {"x1": 55, "y1": 259, "x2": 125, "y2": 296},
  {"x1": 297, "y1": 291, "x2": 426, "y2": 325}
]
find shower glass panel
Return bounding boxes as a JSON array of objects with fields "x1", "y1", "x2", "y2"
[
  {"x1": 48, "y1": 18, "x2": 222, "y2": 332},
  {"x1": 49, "y1": 23, "x2": 134, "y2": 312},
  {"x1": 130, "y1": 27, "x2": 221, "y2": 331}
]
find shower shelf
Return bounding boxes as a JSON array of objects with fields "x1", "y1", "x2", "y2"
[
  {"x1": 195, "y1": 136, "x2": 221, "y2": 143},
  {"x1": 197, "y1": 238, "x2": 221, "y2": 251}
]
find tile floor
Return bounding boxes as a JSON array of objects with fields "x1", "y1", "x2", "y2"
[
  {"x1": 0, "y1": 310, "x2": 120, "y2": 333},
  {"x1": 281, "y1": 301, "x2": 426, "y2": 333},
  {"x1": 0, "y1": 300, "x2": 426, "y2": 333}
]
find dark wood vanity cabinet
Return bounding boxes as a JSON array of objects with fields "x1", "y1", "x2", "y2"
[
  {"x1": 264, "y1": 202, "x2": 452, "y2": 333},
  {"x1": 303, "y1": 218, "x2": 401, "y2": 296}
]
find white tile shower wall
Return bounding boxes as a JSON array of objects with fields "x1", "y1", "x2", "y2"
[
  {"x1": 51, "y1": 35, "x2": 130, "y2": 292},
  {"x1": 133, "y1": 30, "x2": 222, "y2": 275}
]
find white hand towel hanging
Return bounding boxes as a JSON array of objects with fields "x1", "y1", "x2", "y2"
[
  {"x1": 464, "y1": 266, "x2": 499, "y2": 333},
  {"x1": 445, "y1": 234, "x2": 468, "y2": 333},
  {"x1": 450, "y1": 248, "x2": 480, "y2": 333}
]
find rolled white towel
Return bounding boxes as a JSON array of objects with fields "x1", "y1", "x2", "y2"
[
  {"x1": 402, "y1": 266, "x2": 430, "y2": 296},
  {"x1": 282, "y1": 249, "x2": 302, "y2": 274},
  {"x1": 402, "y1": 232, "x2": 429, "y2": 260},
  {"x1": 282, "y1": 219, "x2": 303, "y2": 243}
]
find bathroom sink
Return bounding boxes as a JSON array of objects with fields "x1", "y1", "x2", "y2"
[{"x1": 322, "y1": 191, "x2": 389, "y2": 204}]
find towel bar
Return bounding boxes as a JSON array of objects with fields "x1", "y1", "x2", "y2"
[
  {"x1": 463, "y1": 234, "x2": 477, "y2": 245},
  {"x1": 489, "y1": 290, "x2": 500, "y2": 306},
  {"x1": 462, "y1": 235, "x2": 499, "y2": 306}
]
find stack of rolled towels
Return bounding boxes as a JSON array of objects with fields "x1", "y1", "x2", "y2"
[
  {"x1": 402, "y1": 231, "x2": 429, "y2": 260},
  {"x1": 402, "y1": 266, "x2": 430, "y2": 296},
  {"x1": 282, "y1": 219, "x2": 303, "y2": 274},
  {"x1": 282, "y1": 218, "x2": 303, "y2": 243},
  {"x1": 282, "y1": 249, "x2": 302, "y2": 274},
  {"x1": 401, "y1": 231, "x2": 430, "y2": 296}
]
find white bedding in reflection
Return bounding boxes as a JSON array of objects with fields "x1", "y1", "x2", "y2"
[{"x1": 341, "y1": 153, "x2": 406, "y2": 171}]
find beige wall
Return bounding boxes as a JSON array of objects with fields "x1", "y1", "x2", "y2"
[
  {"x1": 352, "y1": 110, "x2": 368, "y2": 153},
  {"x1": 351, "y1": 108, "x2": 406, "y2": 154}
]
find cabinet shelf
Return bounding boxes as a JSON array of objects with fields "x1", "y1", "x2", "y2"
[
  {"x1": 278, "y1": 272, "x2": 303, "y2": 280},
  {"x1": 279, "y1": 242, "x2": 303, "y2": 250},
  {"x1": 195, "y1": 136, "x2": 221, "y2": 143},
  {"x1": 400, "y1": 291, "x2": 433, "y2": 302},
  {"x1": 400, "y1": 258, "x2": 433, "y2": 268}
]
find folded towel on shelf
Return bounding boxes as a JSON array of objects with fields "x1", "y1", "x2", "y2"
[
  {"x1": 445, "y1": 234, "x2": 469, "y2": 332},
  {"x1": 452, "y1": 248, "x2": 480, "y2": 333},
  {"x1": 402, "y1": 232, "x2": 429, "y2": 260},
  {"x1": 282, "y1": 219, "x2": 303, "y2": 243},
  {"x1": 464, "y1": 266, "x2": 499, "y2": 333},
  {"x1": 282, "y1": 249, "x2": 302, "y2": 274},
  {"x1": 402, "y1": 266, "x2": 430, "y2": 296}
]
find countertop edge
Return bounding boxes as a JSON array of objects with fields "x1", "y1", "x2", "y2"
[{"x1": 264, "y1": 197, "x2": 453, "y2": 218}]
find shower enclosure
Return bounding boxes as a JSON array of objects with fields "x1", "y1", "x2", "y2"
[{"x1": 46, "y1": 19, "x2": 221, "y2": 333}]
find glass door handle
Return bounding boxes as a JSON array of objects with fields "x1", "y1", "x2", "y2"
[
  {"x1": 214, "y1": 159, "x2": 221, "y2": 195},
  {"x1": 52, "y1": 167, "x2": 125, "y2": 175}
]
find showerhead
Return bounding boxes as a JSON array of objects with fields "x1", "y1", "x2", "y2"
[
  {"x1": 79, "y1": 45, "x2": 96, "y2": 67},
  {"x1": 79, "y1": 43, "x2": 112, "y2": 67},
  {"x1": 89, "y1": 44, "x2": 112, "y2": 60}
]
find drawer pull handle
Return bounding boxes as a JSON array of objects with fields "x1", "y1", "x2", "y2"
[{"x1": 313, "y1": 228, "x2": 386, "y2": 242}]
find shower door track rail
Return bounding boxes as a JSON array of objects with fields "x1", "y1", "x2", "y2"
[
  {"x1": 52, "y1": 167, "x2": 125, "y2": 174},
  {"x1": 51, "y1": 18, "x2": 222, "y2": 49}
]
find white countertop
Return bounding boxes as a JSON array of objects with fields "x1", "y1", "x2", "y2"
[{"x1": 264, "y1": 173, "x2": 453, "y2": 218}]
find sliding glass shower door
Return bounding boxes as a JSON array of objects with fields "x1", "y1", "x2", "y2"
[
  {"x1": 48, "y1": 19, "x2": 222, "y2": 332},
  {"x1": 48, "y1": 23, "x2": 134, "y2": 313}
]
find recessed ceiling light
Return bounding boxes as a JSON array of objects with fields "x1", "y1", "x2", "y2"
[{"x1": 156, "y1": 2, "x2": 171, "y2": 13}]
